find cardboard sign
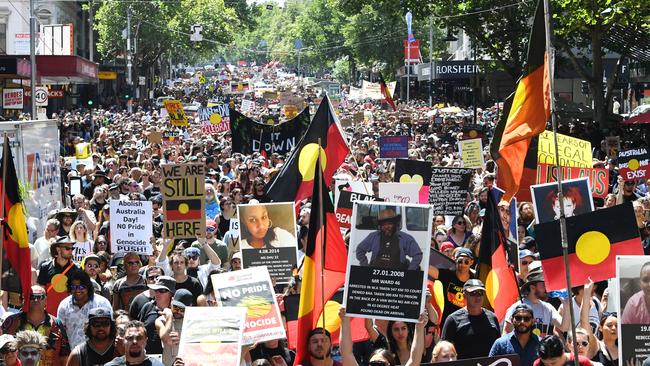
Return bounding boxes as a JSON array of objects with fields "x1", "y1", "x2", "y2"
[
  {"x1": 262, "y1": 91, "x2": 278, "y2": 100},
  {"x1": 3, "y1": 88, "x2": 24, "y2": 109},
  {"x1": 428, "y1": 167, "x2": 473, "y2": 215},
  {"x1": 179, "y1": 307, "x2": 246, "y2": 366},
  {"x1": 458, "y1": 138, "x2": 484, "y2": 168},
  {"x1": 237, "y1": 202, "x2": 298, "y2": 284},
  {"x1": 344, "y1": 201, "x2": 432, "y2": 322},
  {"x1": 147, "y1": 131, "x2": 162, "y2": 145},
  {"x1": 394, "y1": 159, "x2": 433, "y2": 204},
  {"x1": 379, "y1": 136, "x2": 409, "y2": 158},
  {"x1": 336, "y1": 191, "x2": 384, "y2": 233},
  {"x1": 110, "y1": 200, "x2": 153, "y2": 255},
  {"x1": 379, "y1": 182, "x2": 420, "y2": 204},
  {"x1": 241, "y1": 99, "x2": 255, "y2": 112},
  {"x1": 162, "y1": 131, "x2": 181, "y2": 146},
  {"x1": 617, "y1": 255, "x2": 650, "y2": 365},
  {"x1": 199, "y1": 104, "x2": 230, "y2": 134},
  {"x1": 619, "y1": 148, "x2": 650, "y2": 180},
  {"x1": 163, "y1": 100, "x2": 188, "y2": 127},
  {"x1": 160, "y1": 164, "x2": 206, "y2": 239},
  {"x1": 536, "y1": 163, "x2": 610, "y2": 198},
  {"x1": 211, "y1": 267, "x2": 286, "y2": 344},
  {"x1": 538, "y1": 130, "x2": 592, "y2": 168},
  {"x1": 530, "y1": 177, "x2": 594, "y2": 224}
]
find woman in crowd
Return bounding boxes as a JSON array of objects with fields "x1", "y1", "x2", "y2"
[
  {"x1": 70, "y1": 221, "x2": 94, "y2": 263},
  {"x1": 446, "y1": 215, "x2": 473, "y2": 247}
]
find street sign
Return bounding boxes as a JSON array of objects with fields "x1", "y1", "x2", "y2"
[
  {"x1": 190, "y1": 24, "x2": 203, "y2": 42},
  {"x1": 34, "y1": 87, "x2": 48, "y2": 107},
  {"x1": 294, "y1": 39, "x2": 303, "y2": 50},
  {"x1": 139, "y1": 76, "x2": 146, "y2": 86}
]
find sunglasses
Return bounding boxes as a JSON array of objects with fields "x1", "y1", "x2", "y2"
[
  {"x1": 147, "y1": 275, "x2": 160, "y2": 281},
  {"x1": 125, "y1": 335, "x2": 146, "y2": 342},
  {"x1": 520, "y1": 260, "x2": 532, "y2": 266},
  {"x1": 19, "y1": 350, "x2": 39, "y2": 357},
  {"x1": 70, "y1": 284, "x2": 87, "y2": 291},
  {"x1": 456, "y1": 258, "x2": 471, "y2": 265},
  {"x1": 369, "y1": 362, "x2": 389, "y2": 366},
  {"x1": 188, "y1": 255, "x2": 199, "y2": 260},
  {"x1": 60, "y1": 246, "x2": 73, "y2": 251},
  {"x1": 577, "y1": 341, "x2": 589, "y2": 347},
  {"x1": 466, "y1": 290, "x2": 485, "y2": 297},
  {"x1": 155, "y1": 288, "x2": 170, "y2": 294},
  {"x1": 206, "y1": 227, "x2": 216, "y2": 233},
  {"x1": 85, "y1": 263, "x2": 99, "y2": 269},
  {"x1": 455, "y1": 221, "x2": 466, "y2": 225},
  {"x1": 126, "y1": 261, "x2": 141, "y2": 266},
  {"x1": 0, "y1": 347, "x2": 16, "y2": 354},
  {"x1": 90, "y1": 320, "x2": 111, "y2": 328},
  {"x1": 514, "y1": 315, "x2": 532, "y2": 322},
  {"x1": 30, "y1": 293, "x2": 46, "y2": 301}
]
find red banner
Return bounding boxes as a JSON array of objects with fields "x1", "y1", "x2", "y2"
[
  {"x1": 536, "y1": 163, "x2": 610, "y2": 198},
  {"x1": 403, "y1": 40, "x2": 420, "y2": 64}
]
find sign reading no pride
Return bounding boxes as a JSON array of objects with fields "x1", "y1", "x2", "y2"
[{"x1": 110, "y1": 200, "x2": 153, "y2": 255}]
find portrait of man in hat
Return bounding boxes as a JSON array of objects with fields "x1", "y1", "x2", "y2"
[{"x1": 355, "y1": 207, "x2": 423, "y2": 270}]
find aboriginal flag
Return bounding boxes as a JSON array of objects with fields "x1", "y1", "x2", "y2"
[
  {"x1": 378, "y1": 73, "x2": 396, "y2": 111},
  {"x1": 535, "y1": 202, "x2": 643, "y2": 291},
  {"x1": 295, "y1": 158, "x2": 348, "y2": 364},
  {"x1": 490, "y1": 0, "x2": 550, "y2": 202},
  {"x1": 165, "y1": 199, "x2": 202, "y2": 221},
  {"x1": 0, "y1": 136, "x2": 32, "y2": 311},
  {"x1": 478, "y1": 188, "x2": 520, "y2": 322},
  {"x1": 266, "y1": 95, "x2": 350, "y2": 204}
]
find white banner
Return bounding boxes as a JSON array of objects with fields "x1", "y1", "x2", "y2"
[
  {"x1": 3, "y1": 89, "x2": 24, "y2": 109},
  {"x1": 110, "y1": 200, "x2": 153, "y2": 255},
  {"x1": 379, "y1": 182, "x2": 420, "y2": 204}
]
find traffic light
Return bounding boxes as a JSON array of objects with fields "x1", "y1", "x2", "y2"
[
  {"x1": 87, "y1": 99, "x2": 94, "y2": 106},
  {"x1": 122, "y1": 86, "x2": 132, "y2": 100},
  {"x1": 581, "y1": 80, "x2": 590, "y2": 95}
]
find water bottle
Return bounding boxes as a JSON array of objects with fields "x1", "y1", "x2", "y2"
[{"x1": 547, "y1": 289, "x2": 569, "y2": 300}]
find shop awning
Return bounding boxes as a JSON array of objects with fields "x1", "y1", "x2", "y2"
[
  {"x1": 36, "y1": 55, "x2": 98, "y2": 84},
  {"x1": 0, "y1": 57, "x2": 31, "y2": 78},
  {"x1": 621, "y1": 111, "x2": 650, "y2": 125}
]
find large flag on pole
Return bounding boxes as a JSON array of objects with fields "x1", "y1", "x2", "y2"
[
  {"x1": 405, "y1": 11, "x2": 416, "y2": 44},
  {"x1": 478, "y1": 188, "x2": 520, "y2": 322},
  {"x1": 0, "y1": 135, "x2": 32, "y2": 311},
  {"x1": 378, "y1": 73, "x2": 397, "y2": 111},
  {"x1": 295, "y1": 157, "x2": 348, "y2": 364},
  {"x1": 265, "y1": 95, "x2": 349, "y2": 204},
  {"x1": 490, "y1": 0, "x2": 550, "y2": 202}
]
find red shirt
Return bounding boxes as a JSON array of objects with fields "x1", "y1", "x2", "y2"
[{"x1": 533, "y1": 354, "x2": 592, "y2": 366}]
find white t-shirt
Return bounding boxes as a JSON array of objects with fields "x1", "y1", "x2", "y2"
[
  {"x1": 72, "y1": 240, "x2": 93, "y2": 263},
  {"x1": 504, "y1": 298, "x2": 562, "y2": 337}
]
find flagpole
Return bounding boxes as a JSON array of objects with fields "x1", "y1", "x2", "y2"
[
  {"x1": 317, "y1": 137, "x2": 326, "y2": 329},
  {"x1": 0, "y1": 134, "x2": 7, "y2": 295},
  {"x1": 542, "y1": 0, "x2": 579, "y2": 364}
]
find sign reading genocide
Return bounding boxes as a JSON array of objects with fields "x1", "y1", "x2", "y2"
[
  {"x1": 379, "y1": 136, "x2": 409, "y2": 158},
  {"x1": 163, "y1": 99, "x2": 188, "y2": 127},
  {"x1": 428, "y1": 167, "x2": 473, "y2": 215},
  {"x1": 618, "y1": 148, "x2": 650, "y2": 180},
  {"x1": 536, "y1": 163, "x2": 610, "y2": 198},
  {"x1": 199, "y1": 104, "x2": 230, "y2": 134},
  {"x1": 160, "y1": 163, "x2": 206, "y2": 239},
  {"x1": 538, "y1": 130, "x2": 592, "y2": 168},
  {"x1": 110, "y1": 200, "x2": 153, "y2": 255}
]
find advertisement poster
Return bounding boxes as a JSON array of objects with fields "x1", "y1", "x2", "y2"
[
  {"x1": 179, "y1": 307, "x2": 246, "y2": 366},
  {"x1": 3, "y1": 88, "x2": 24, "y2": 109},
  {"x1": 343, "y1": 201, "x2": 432, "y2": 322},
  {"x1": 237, "y1": 202, "x2": 298, "y2": 283},
  {"x1": 110, "y1": 200, "x2": 153, "y2": 255},
  {"x1": 211, "y1": 267, "x2": 286, "y2": 344},
  {"x1": 618, "y1": 255, "x2": 650, "y2": 365}
]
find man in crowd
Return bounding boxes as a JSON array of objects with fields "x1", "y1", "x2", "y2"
[
  {"x1": 129, "y1": 266, "x2": 163, "y2": 320},
  {"x1": 33, "y1": 218, "x2": 60, "y2": 265},
  {"x1": 14, "y1": 330, "x2": 48, "y2": 366},
  {"x1": 112, "y1": 252, "x2": 147, "y2": 311},
  {"x1": 428, "y1": 247, "x2": 476, "y2": 326},
  {"x1": 489, "y1": 304, "x2": 540, "y2": 366},
  {"x1": 441, "y1": 279, "x2": 500, "y2": 359},
  {"x1": 297, "y1": 328, "x2": 342, "y2": 366},
  {"x1": 157, "y1": 289, "x2": 193, "y2": 365},
  {"x1": 37, "y1": 236, "x2": 83, "y2": 315},
  {"x1": 105, "y1": 320, "x2": 164, "y2": 366},
  {"x1": 66, "y1": 308, "x2": 118, "y2": 366},
  {"x1": 137, "y1": 276, "x2": 176, "y2": 355}
]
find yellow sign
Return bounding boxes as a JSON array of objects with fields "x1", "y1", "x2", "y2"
[
  {"x1": 163, "y1": 100, "x2": 188, "y2": 127},
  {"x1": 74, "y1": 142, "x2": 92, "y2": 159},
  {"x1": 97, "y1": 71, "x2": 117, "y2": 80},
  {"x1": 458, "y1": 138, "x2": 484, "y2": 168},
  {"x1": 538, "y1": 130, "x2": 592, "y2": 168}
]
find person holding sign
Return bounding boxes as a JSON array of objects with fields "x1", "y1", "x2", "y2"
[
  {"x1": 239, "y1": 204, "x2": 295, "y2": 249},
  {"x1": 355, "y1": 208, "x2": 422, "y2": 270}
]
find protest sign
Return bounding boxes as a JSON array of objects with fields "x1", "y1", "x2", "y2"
[
  {"x1": 3, "y1": 88, "x2": 23, "y2": 109},
  {"x1": 110, "y1": 200, "x2": 153, "y2": 255},
  {"x1": 230, "y1": 81, "x2": 250, "y2": 94},
  {"x1": 394, "y1": 159, "x2": 433, "y2": 204},
  {"x1": 262, "y1": 91, "x2": 278, "y2": 100},
  {"x1": 198, "y1": 104, "x2": 230, "y2": 134},
  {"x1": 344, "y1": 201, "x2": 432, "y2": 322},
  {"x1": 160, "y1": 163, "x2": 206, "y2": 239},
  {"x1": 336, "y1": 191, "x2": 383, "y2": 233},
  {"x1": 211, "y1": 267, "x2": 286, "y2": 344},
  {"x1": 460, "y1": 124, "x2": 485, "y2": 140},
  {"x1": 421, "y1": 354, "x2": 520, "y2": 366},
  {"x1": 428, "y1": 167, "x2": 473, "y2": 215},
  {"x1": 617, "y1": 256, "x2": 650, "y2": 365},
  {"x1": 147, "y1": 131, "x2": 162, "y2": 145},
  {"x1": 530, "y1": 177, "x2": 594, "y2": 225},
  {"x1": 230, "y1": 108, "x2": 310, "y2": 155},
  {"x1": 618, "y1": 148, "x2": 650, "y2": 180},
  {"x1": 538, "y1": 130, "x2": 592, "y2": 167},
  {"x1": 162, "y1": 130, "x2": 181, "y2": 146},
  {"x1": 179, "y1": 307, "x2": 246, "y2": 366},
  {"x1": 163, "y1": 100, "x2": 188, "y2": 127},
  {"x1": 536, "y1": 163, "x2": 609, "y2": 198},
  {"x1": 237, "y1": 202, "x2": 298, "y2": 283},
  {"x1": 458, "y1": 138, "x2": 484, "y2": 168},
  {"x1": 379, "y1": 182, "x2": 420, "y2": 204},
  {"x1": 334, "y1": 180, "x2": 374, "y2": 210},
  {"x1": 379, "y1": 136, "x2": 409, "y2": 158},
  {"x1": 241, "y1": 99, "x2": 255, "y2": 112}
]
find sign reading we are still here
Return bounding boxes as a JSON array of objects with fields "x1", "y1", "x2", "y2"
[{"x1": 161, "y1": 163, "x2": 206, "y2": 239}]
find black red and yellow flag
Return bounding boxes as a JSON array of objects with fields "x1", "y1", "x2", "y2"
[
  {"x1": 535, "y1": 202, "x2": 643, "y2": 291},
  {"x1": 0, "y1": 136, "x2": 32, "y2": 311},
  {"x1": 165, "y1": 199, "x2": 202, "y2": 221},
  {"x1": 378, "y1": 73, "x2": 396, "y2": 111},
  {"x1": 295, "y1": 158, "x2": 349, "y2": 364},
  {"x1": 478, "y1": 188, "x2": 520, "y2": 322},
  {"x1": 266, "y1": 95, "x2": 350, "y2": 204},
  {"x1": 490, "y1": 0, "x2": 550, "y2": 202}
]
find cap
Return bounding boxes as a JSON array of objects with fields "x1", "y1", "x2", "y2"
[
  {"x1": 171, "y1": 289, "x2": 193, "y2": 308},
  {"x1": 454, "y1": 247, "x2": 474, "y2": 259},
  {"x1": 439, "y1": 242, "x2": 455, "y2": 252},
  {"x1": 206, "y1": 219, "x2": 217, "y2": 228},
  {"x1": 231, "y1": 251, "x2": 242, "y2": 261},
  {"x1": 463, "y1": 279, "x2": 486, "y2": 292},
  {"x1": 109, "y1": 183, "x2": 119, "y2": 190},
  {"x1": 511, "y1": 303, "x2": 534, "y2": 318},
  {"x1": 519, "y1": 249, "x2": 537, "y2": 260},
  {"x1": 88, "y1": 307, "x2": 113, "y2": 321},
  {"x1": 148, "y1": 275, "x2": 176, "y2": 293},
  {"x1": 0, "y1": 334, "x2": 15, "y2": 349},
  {"x1": 184, "y1": 247, "x2": 200, "y2": 257}
]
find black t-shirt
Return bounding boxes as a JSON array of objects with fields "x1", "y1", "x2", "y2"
[
  {"x1": 371, "y1": 234, "x2": 402, "y2": 269},
  {"x1": 249, "y1": 343, "x2": 295, "y2": 366},
  {"x1": 437, "y1": 269, "x2": 475, "y2": 327},
  {"x1": 441, "y1": 308, "x2": 500, "y2": 360},
  {"x1": 176, "y1": 276, "x2": 203, "y2": 303},
  {"x1": 76, "y1": 341, "x2": 117, "y2": 366},
  {"x1": 137, "y1": 302, "x2": 164, "y2": 355},
  {"x1": 129, "y1": 291, "x2": 154, "y2": 320}
]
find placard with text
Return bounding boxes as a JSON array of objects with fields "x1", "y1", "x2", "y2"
[
  {"x1": 110, "y1": 200, "x2": 153, "y2": 255},
  {"x1": 428, "y1": 167, "x2": 473, "y2": 215},
  {"x1": 161, "y1": 163, "x2": 206, "y2": 240}
]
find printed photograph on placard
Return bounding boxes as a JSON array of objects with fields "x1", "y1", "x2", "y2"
[
  {"x1": 344, "y1": 201, "x2": 432, "y2": 322},
  {"x1": 617, "y1": 255, "x2": 650, "y2": 365},
  {"x1": 237, "y1": 202, "x2": 298, "y2": 283},
  {"x1": 530, "y1": 177, "x2": 594, "y2": 225}
]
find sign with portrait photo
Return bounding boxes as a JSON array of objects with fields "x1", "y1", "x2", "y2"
[
  {"x1": 343, "y1": 201, "x2": 432, "y2": 322},
  {"x1": 336, "y1": 191, "x2": 383, "y2": 234},
  {"x1": 530, "y1": 177, "x2": 594, "y2": 225},
  {"x1": 237, "y1": 202, "x2": 298, "y2": 284},
  {"x1": 617, "y1": 255, "x2": 650, "y2": 365}
]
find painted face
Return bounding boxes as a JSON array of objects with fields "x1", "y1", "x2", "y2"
[{"x1": 18, "y1": 347, "x2": 41, "y2": 366}]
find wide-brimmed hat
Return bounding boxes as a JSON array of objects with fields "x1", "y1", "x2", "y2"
[
  {"x1": 377, "y1": 209, "x2": 401, "y2": 225},
  {"x1": 147, "y1": 275, "x2": 176, "y2": 293}
]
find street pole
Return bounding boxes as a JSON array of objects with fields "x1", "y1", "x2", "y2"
[
  {"x1": 473, "y1": 40, "x2": 478, "y2": 123},
  {"x1": 429, "y1": 15, "x2": 433, "y2": 107},
  {"x1": 88, "y1": 0, "x2": 94, "y2": 62},
  {"x1": 297, "y1": 50, "x2": 301, "y2": 77},
  {"x1": 407, "y1": 43, "x2": 410, "y2": 102},
  {"x1": 29, "y1": 0, "x2": 37, "y2": 119},
  {"x1": 126, "y1": 6, "x2": 133, "y2": 113}
]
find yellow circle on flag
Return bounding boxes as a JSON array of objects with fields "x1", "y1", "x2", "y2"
[
  {"x1": 178, "y1": 203, "x2": 190, "y2": 214},
  {"x1": 485, "y1": 269, "x2": 499, "y2": 308},
  {"x1": 575, "y1": 231, "x2": 610, "y2": 265},
  {"x1": 469, "y1": 130, "x2": 478, "y2": 138},
  {"x1": 629, "y1": 159, "x2": 640, "y2": 171},
  {"x1": 316, "y1": 300, "x2": 342, "y2": 334},
  {"x1": 210, "y1": 114, "x2": 222, "y2": 125},
  {"x1": 298, "y1": 143, "x2": 327, "y2": 180}
]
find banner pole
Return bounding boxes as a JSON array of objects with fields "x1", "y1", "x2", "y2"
[
  {"x1": 317, "y1": 137, "x2": 325, "y2": 329},
  {"x1": 542, "y1": 0, "x2": 579, "y2": 364}
]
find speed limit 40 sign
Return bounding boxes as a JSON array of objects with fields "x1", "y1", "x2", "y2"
[{"x1": 34, "y1": 87, "x2": 48, "y2": 107}]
